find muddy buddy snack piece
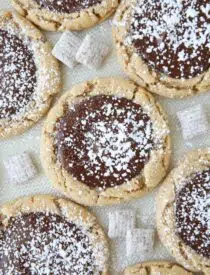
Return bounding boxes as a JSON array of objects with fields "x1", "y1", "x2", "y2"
[
  {"x1": 0, "y1": 195, "x2": 109, "y2": 274},
  {"x1": 41, "y1": 77, "x2": 171, "y2": 206},
  {"x1": 52, "y1": 31, "x2": 82, "y2": 68},
  {"x1": 113, "y1": 0, "x2": 210, "y2": 98},
  {"x1": 126, "y1": 229, "x2": 155, "y2": 264},
  {"x1": 111, "y1": 238, "x2": 127, "y2": 272},
  {"x1": 76, "y1": 34, "x2": 110, "y2": 69},
  {"x1": 3, "y1": 152, "x2": 37, "y2": 185},
  {"x1": 10, "y1": 0, "x2": 119, "y2": 31},
  {"x1": 124, "y1": 261, "x2": 193, "y2": 275},
  {"x1": 177, "y1": 104, "x2": 208, "y2": 140},
  {"x1": 157, "y1": 149, "x2": 210, "y2": 272},
  {"x1": 108, "y1": 210, "x2": 135, "y2": 238},
  {"x1": 0, "y1": 11, "x2": 61, "y2": 139}
]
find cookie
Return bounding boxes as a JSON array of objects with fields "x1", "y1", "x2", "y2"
[
  {"x1": 41, "y1": 77, "x2": 171, "y2": 206},
  {"x1": 11, "y1": 0, "x2": 119, "y2": 31},
  {"x1": 124, "y1": 261, "x2": 193, "y2": 275},
  {"x1": 0, "y1": 11, "x2": 61, "y2": 139},
  {"x1": 156, "y1": 149, "x2": 210, "y2": 273},
  {"x1": 0, "y1": 195, "x2": 109, "y2": 274},
  {"x1": 113, "y1": 0, "x2": 210, "y2": 98}
]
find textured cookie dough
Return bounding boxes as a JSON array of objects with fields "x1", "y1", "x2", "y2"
[
  {"x1": 113, "y1": 0, "x2": 210, "y2": 98},
  {"x1": 156, "y1": 149, "x2": 210, "y2": 273},
  {"x1": 0, "y1": 194, "x2": 109, "y2": 274},
  {"x1": 0, "y1": 11, "x2": 61, "y2": 139},
  {"x1": 41, "y1": 77, "x2": 171, "y2": 206},
  {"x1": 11, "y1": 0, "x2": 119, "y2": 31},
  {"x1": 124, "y1": 261, "x2": 193, "y2": 275}
]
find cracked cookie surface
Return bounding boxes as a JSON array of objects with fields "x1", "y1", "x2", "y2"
[
  {"x1": 0, "y1": 195, "x2": 109, "y2": 274},
  {"x1": 40, "y1": 77, "x2": 171, "y2": 206},
  {"x1": 113, "y1": 0, "x2": 210, "y2": 98},
  {"x1": 124, "y1": 261, "x2": 193, "y2": 275},
  {"x1": 10, "y1": 0, "x2": 119, "y2": 31},
  {"x1": 0, "y1": 11, "x2": 61, "y2": 139},
  {"x1": 156, "y1": 149, "x2": 210, "y2": 273}
]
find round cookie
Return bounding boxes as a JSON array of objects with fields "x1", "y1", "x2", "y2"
[
  {"x1": 41, "y1": 77, "x2": 171, "y2": 206},
  {"x1": 113, "y1": 0, "x2": 210, "y2": 98},
  {"x1": 124, "y1": 261, "x2": 193, "y2": 275},
  {"x1": 11, "y1": 0, "x2": 119, "y2": 31},
  {"x1": 156, "y1": 149, "x2": 210, "y2": 273},
  {"x1": 0, "y1": 11, "x2": 61, "y2": 139},
  {"x1": 0, "y1": 195, "x2": 109, "y2": 274}
]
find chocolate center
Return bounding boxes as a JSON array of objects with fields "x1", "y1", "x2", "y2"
[
  {"x1": 55, "y1": 95, "x2": 153, "y2": 189},
  {"x1": 176, "y1": 168, "x2": 210, "y2": 258},
  {"x1": 35, "y1": 0, "x2": 102, "y2": 14},
  {"x1": 0, "y1": 212, "x2": 96, "y2": 274},
  {"x1": 130, "y1": 0, "x2": 210, "y2": 79},
  {"x1": 0, "y1": 29, "x2": 37, "y2": 120}
]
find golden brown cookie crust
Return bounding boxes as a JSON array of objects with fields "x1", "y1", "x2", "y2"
[
  {"x1": 0, "y1": 194, "x2": 109, "y2": 274},
  {"x1": 113, "y1": 0, "x2": 210, "y2": 99},
  {"x1": 124, "y1": 261, "x2": 193, "y2": 275},
  {"x1": 0, "y1": 11, "x2": 61, "y2": 139},
  {"x1": 156, "y1": 149, "x2": 210, "y2": 272},
  {"x1": 40, "y1": 77, "x2": 171, "y2": 206},
  {"x1": 11, "y1": 0, "x2": 119, "y2": 31}
]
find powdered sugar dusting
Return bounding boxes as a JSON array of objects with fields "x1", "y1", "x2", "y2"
[
  {"x1": 175, "y1": 168, "x2": 210, "y2": 258},
  {"x1": 0, "y1": 29, "x2": 37, "y2": 120},
  {"x1": 129, "y1": 0, "x2": 210, "y2": 79},
  {"x1": 0, "y1": 212, "x2": 105, "y2": 274},
  {"x1": 55, "y1": 95, "x2": 154, "y2": 189},
  {"x1": 35, "y1": 0, "x2": 102, "y2": 13}
]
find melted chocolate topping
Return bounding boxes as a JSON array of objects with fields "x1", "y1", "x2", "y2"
[
  {"x1": 176, "y1": 168, "x2": 210, "y2": 258},
  {"x1": 35, "y1": 0, "x2": 102, "y2": 14},
  {"x1": 130, "y1": 0, "x2": 210, "y2": 79},
  {"x1": 0, "y1": 29, "x2": 37, "y2": 120},
  {"x1": 55, "y1": 95, "x2": 153, "y2": 189},
  {"x1": 0, "y1": 212, "x2": 96, "y2": 274}
]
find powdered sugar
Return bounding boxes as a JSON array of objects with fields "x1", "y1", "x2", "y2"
[
  {"x1": 55, "y1": 95, "x2": 154, "y2": 189},
  {"x1": 176, "y1": 168, "x2": 210, "y2": 257},
  {"x1": 0, "y1": 29, "x2": 37, "y2": 120},
  {"x1": 83, "y1": 113, "x2": 151, "y2": 176},
  {"x1": 35, "y1": 0, "x2": 102, "y2": 13},
  {"x1": 0, "y1": 212, "x2": 104, "y2": 274},
  {"x1": 129, "y1": 0, "x2": 210, "y2": 79}
]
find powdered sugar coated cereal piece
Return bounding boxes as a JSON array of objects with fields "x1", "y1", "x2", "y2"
[
  {"x1": 76, "y1": 34, "x2": 110, "y2": 69},
  {"x1": 3, "y1": 152, "x2": 37, "y2": 185},
  {"x1": 110, "y1": 239, "x2": 127, "y2": 273},
  {"x1": 177, "y1": 104, "x2": 208, "y2": 140},
  {"x1": 208, "y1": 208, "x2": 210, "y2": 233},
  {"x1": 108, "y1": 210, "x2": 136, "y2": 238},
  {"x1": 126, "y1": 229, "x2": 155, "y2": 263},
  {"x1": 52, "y1": 31, "x2": 82, "y2": 68}
]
